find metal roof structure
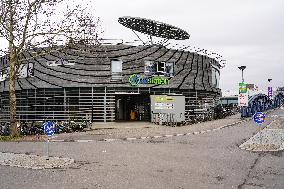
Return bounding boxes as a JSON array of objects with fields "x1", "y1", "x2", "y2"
[{"x1": 118, "y1": 16, "x2": 190, "y2": 40}]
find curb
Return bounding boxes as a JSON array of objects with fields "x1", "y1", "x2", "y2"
[
  {"x1": 51, "y1": 119, "x2": 247, "y2": 143},
  {"x1": 239, "y1": 119, "x2": 283, "y2": 152}
]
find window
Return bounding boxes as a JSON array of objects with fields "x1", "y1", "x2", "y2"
[
  {"x1": 111, "y1": 59, "x2": 123, "y2": 80},
  {"x1": 47, "y1": 59, "x2": 75, "y2": 66},
  {"x1": 0, "y1": 70, "x2": 7, "y2": 82},
  {"x1": 47, "y1": 61, "x2": 57, "y2": 66},
  {"x1": 145, "y1": 61, "x2": 157, "y2": 75},
  {"x1": 157, "y1": 62, "x2": 165, "y2": 73},
  {"x1": 144, "y1": 61, "x2": 174, "y2": 77},
  {"x1": 17, "y1": 64, "x2": 27, "y2": 78},
  {"x1": 228, "y1": 99, "x2": 238, "y2": 104},
  {"x1": 0, "y1": 67, "x2": 9, "y2": 82},
  {"x1": 0, "y1": 62, "x2": 34, "y2": 82},
  {"x1": 215, "y1": 69, "x2": 220, "y2": 88},
  {"x1": 27, "y1": 63, "x2": 34, "y2": 77},
  {"x1": 212, "y1": 66, "x2": 220, "y2": 88},
  {"x1": 165, "y1": 62, "x2": 174, "y2": 77},
  {"x1": 16, "y1": 63, "x2": 34, "y2": 78}
]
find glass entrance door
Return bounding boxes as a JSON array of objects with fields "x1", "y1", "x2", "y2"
[{"x1": 115, "y1": 95, "x2": 150, "y2": 121}]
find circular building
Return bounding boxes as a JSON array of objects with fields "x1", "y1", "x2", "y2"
[
  {"x1": 0, "y1": 17, "x2": 223, "y2": 124},
  {"x1": 0, "y1": 43, "x2": 221, "y2": 123}
]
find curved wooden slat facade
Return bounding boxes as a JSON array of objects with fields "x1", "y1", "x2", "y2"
[{"x1": 0, "y1": 44, "x2": 221, "y2": 122}]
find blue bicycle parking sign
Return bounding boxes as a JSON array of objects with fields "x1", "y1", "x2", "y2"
[
  {"x1": 43, "y1": 121, "x2": 55, "y2": 137},
  {"x1": 253, "y1": 112, "x2": 266, "y2": 125}
]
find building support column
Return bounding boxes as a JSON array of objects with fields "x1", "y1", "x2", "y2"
[
  {"x1": 64, "y1": 87, "x2": 66, "y2": 120},
  {"x1": 104, "y1": 86, "x2": 107, "y2": 122},
  {"x1": 34, "y1": 89, "x2": 36, "y2": 120},
  {"x1": 91, "y1": 87, "x2": 94, "y2": 123}
]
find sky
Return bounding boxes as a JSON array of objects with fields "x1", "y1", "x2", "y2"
[
  {"x1": 1, "y1": 0, "x2": 283, "y2": 94},
  {"x1": 93, "y1": 0, "x2": 284, "y2": 93}
]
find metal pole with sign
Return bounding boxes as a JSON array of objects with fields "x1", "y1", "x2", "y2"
[
  {"x1": 268, "y1": 87, "x2": 273, "y2": 100},
  {"x1": 268, "y1": 79, "x2": 272, "y2": 100},
  {"x1": 253, "y1": 112, "x2": 266, "y2": 145},
  {"x1": 43, "y1": 121, "x2": 55, "y2": 160},
  {"x1": 47, "y1": 138, "x2": 50, "y2": 159},
  {"x1": 238, "y1": 83, "x2": 248, "y2": 117}
]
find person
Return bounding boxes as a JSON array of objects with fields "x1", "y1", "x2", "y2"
[{"x1": 130, "y1": 110, "x2": 136, "y2": 121}]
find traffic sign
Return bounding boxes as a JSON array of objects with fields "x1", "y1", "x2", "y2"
[
  {"x1": 43, "y1": 121, "x2": 55, "y2": 137},
  {"x1": 268, "y1": 87, "x2": 273, "y2": 99},
  {"x1": 253, "y1": 112, "x2": 266, "y2": 125},
  {"x1": 238, "y1": 93, "x2": 248, "y2": 107},
  {"x1": 239, "y1": 83, "x2": 247, "y2": 93}
]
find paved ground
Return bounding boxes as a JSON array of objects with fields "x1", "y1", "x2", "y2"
[
  {"x1": 52, "y1": 113, "x2": 243, "y2": 141},
  {"x1": 0, "y1": 152, "x2": 74, "y2": 169},
  {"x1": 240, "y1": 111, "x2": 284, "y2": 151},
  {"x1": 0, "y1": 109, "x2": 283, "y2": 189}
]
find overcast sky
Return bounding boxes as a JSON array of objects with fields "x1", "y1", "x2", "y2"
[
  {"x1": 1, "y1": 0, "x2": 283, "y2": 93},
  {"x1": 93, "y1": 0, "x2": 284, "y2": 92}
]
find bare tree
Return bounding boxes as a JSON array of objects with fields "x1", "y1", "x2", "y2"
[{"x1": 0, "y1": 0, "x2": 101, "y2": 136}]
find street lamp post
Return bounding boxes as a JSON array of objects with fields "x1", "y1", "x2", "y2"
[
  {"x1": 238, "y1": 66, "x2": 247, "y2": 118},
  {"x1": 238, "y1": 66, "x2": 246, "y2": 83},
  {"x1": 268, "y1": 79, "x2": 272, "y2": 100}
]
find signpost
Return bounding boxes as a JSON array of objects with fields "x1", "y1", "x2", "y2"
[
  {"x1": 238, "y1": 93, "x2": 248, "y2": 107},
  {"x1": 238, "y1": 83, "x2": 248, "y2": 107},
  {"x1": 253, "y1": 112, "x2": 266, "y2": 144},
  {"x1": 43, "y1": 121, "x2": 55, "y2": 160},
  {"x1": 128, "y1": 74, "x2": 170, "y2": 86},
  {"x1": 268, "y1": 87, "x2": 273, "y2": 100},
  {"x1": 239, "y1": 83, "x2": 247, "y2": 94},
  {"x1": 253, "y1": 112, "x2": 265, "y2": 125}
]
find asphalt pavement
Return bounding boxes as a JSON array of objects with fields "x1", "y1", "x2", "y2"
[{"x1": 0, "y1": 109, "x2": 283, "y2": 189}]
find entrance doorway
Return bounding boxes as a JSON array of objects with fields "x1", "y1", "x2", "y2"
[{"x1": 115, "y1": 95, "x2": 150, "y2": 121}]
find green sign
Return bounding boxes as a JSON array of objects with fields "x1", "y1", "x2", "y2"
[
  {"x1": 239, "y1": 83, "x2": 247, "y2": 94},
  {"x1": 129, "y1": 74, "x2": 170, "y2": 86},
  {"x1": 155, "y1": 95, "x2": 174, "y2": 103}
]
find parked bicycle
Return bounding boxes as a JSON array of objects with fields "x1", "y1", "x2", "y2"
[{"x1": 0, "y1": 122, "x2": 10, "y2": 136}]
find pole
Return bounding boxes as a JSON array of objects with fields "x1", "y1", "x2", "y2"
[
  {"x1": 242, "y1": 70, "x2": 244, "y2": 83},
  {"x1": 91, "y1": 87, "x2": 94, "y2": 122},
  {"x1": 104, "y1": 86, "x2": 107, "y2": 123},
  {"x1": 46, "y1": 137, "x2": 50, "y2": 160},
  {"x1": 259, "y1": 125, "x2": 263, "y2": 145},
  {"x1": 268, "y1": 79, "x2": 272, "y2": 100},
  {"x1": 64, "y1": 88, "x2": 66, "y2": 115}
]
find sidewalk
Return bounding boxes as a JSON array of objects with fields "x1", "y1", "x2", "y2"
[
  {"x1": 52, "y1": 113, "x2": 247, "y2": 142},
  {"x1": 240, "y1": 110, "x2": 284, "y2": 151},
  {"x1": 91, "y1": 121, "x2": 156, "y2": 129}
]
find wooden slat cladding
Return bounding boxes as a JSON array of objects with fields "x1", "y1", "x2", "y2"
[
  {"x1": 0, "y1": 87, "x2": 220, "y2": 122},
  {"x1": 0, "y1": 44, "x2": 221, "y2": 92},
  {"x1": 0, "y1": 44, "x2": 221, "y2": 122}
]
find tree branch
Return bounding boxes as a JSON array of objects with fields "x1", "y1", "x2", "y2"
[{"x1": 17, "y1": 0, "x2": 39, "y2": 53}]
